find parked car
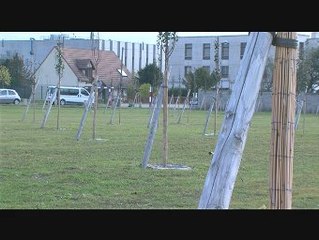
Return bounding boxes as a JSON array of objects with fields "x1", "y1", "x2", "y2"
[
  {"x1": 0, "y1": 88, "x2": 21, "y2": 104},
  {"x1": 45, "y1": 86, "x2": 93, "y2": 106},
  {"x1": 190, "y1": 98, "x2": 198, "y2": 106}
]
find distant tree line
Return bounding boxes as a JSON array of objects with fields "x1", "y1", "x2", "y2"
[
  {"x1": 0, "y1": 53, "x2": 33, "y2": 98},
  {"x1": 261, "y1": 46, "x2": 319, "y2": 94}
]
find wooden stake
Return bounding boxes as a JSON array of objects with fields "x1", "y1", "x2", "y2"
[{"x1": 269, "y1": 32, "x2": 297, "y2": 209}]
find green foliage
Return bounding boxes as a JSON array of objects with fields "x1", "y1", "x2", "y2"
[
  {"x1": 139, "y1": 83, "x2": 151, "y2": 102},
  {"x1": 261, "y1": 57, "x2": 275, "y2": 92},
  {"x1": 210, "y1": 71, "x2": 220, "y2": 88},
  {"x1": 183, "y1": 71, "x2": 196, "y2": 93},
  {"x1": 297, "y1": 46, "x2": 319, "y2": 94},
  {"x1": 2, "y1": 53, "x2": 30, "y2": 88},
  {"x1": 168, "y1": 87, "x2": 188, "y2": 97},
  {"x1": 126, "y1": 83, "x2": 136, "y2": 102},
  {"x1": 137, "y1": 63, "x2": 163, "y2": 89},
  {"x1": 213, "y1": 40, "x2": 221, "y2": 77},
  {"x1": 157, "y1": 32, "x2": 178, "y2": 58},
  {"x1": 194, "y1": 67, "x2": 215, "y2": 91},
  {"x1": 157, "y1": 32, "x2": 178, "y2": 81},
  {"x1": 183, "y1": 67, "x2": 217, "y2": 94},
  {"x1": 0, "y1": 65, "x2": 11, "y2": 87},
  {"x1": 1, "y1": 53, "x2": 32, "y2": 97},
  {"x1": 55, "y1": 43, "x2": 65, "y2": 79}
]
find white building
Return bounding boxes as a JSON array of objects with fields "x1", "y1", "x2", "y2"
[
  {"x1": 169, "y1": 34, "x2": 250, "y2": 90},
  {"x1": 0, "y1": 34, "x2": 164, "y2": 76},
  {"x1": 168, "y1": 32, "x2": 311, "y2": 90}
]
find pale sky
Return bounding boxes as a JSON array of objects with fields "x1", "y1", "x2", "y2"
[
  {"x1": 0, "y1": 32, "x2": 247, "y2": 44},
  {"x1": 0, "y1": 32, "x2": 313, "y2": 44}
]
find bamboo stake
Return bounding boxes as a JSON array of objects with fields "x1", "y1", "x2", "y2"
[{"x1": 269, "y1": 32, "x2": 297, "y2": 209}]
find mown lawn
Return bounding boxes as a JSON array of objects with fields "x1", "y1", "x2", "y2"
[{"x1": 0, "y1": 103, "x2": 318, "y2": 209}]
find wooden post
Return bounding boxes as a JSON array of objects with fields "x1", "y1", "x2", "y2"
[
  {"x1": 142, "y1": 84, "x2": 164, "y2": 168},
  {"x1": 269, "y1": 32, "x2": 297, "y2": 209},
  {"x1": 109, "y1": 48, "x2": 124, "y2": 125},
  {"x1": 40, "y1": 87, "x2": 57, "y2": 128},
  {"x1": 198, "y1": 32, "x2": 273, "y2": 209},
  {"x1": 203, "y1": 97, "x2": 215, "y2": 135},
  {"x1": 176, "y1": 89, "x2": 191, "y2": 124},
  {"x1": 76, "y1": 85, "x2": 95, "y2": 141},
  {"x1": 147, "y1": 95, "x2": 157, "y2": 128}
]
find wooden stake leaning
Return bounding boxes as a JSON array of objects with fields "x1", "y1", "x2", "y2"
[
  {"x1": 198, "y1": 32, "x2": 274, "y2": 209},
  {"x1": 75, "y1": 85, "x2": 95, "y2": 141},
  {"x1": 141, "y1": 84, "x2": 164, "y2": 168},
  {"x1": 176, "y1": 89, "x2": 191, "y2": 124},
  {"x1": 40, "y1": 87, "x2": 57, "y2": 128},
  {"x1": 203, "y1": 97, "x2": 216, "y2": 136}
]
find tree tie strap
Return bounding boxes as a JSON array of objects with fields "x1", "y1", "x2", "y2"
[{"x1": 270, "y1": 32, "x2": 298, "y2": 49}]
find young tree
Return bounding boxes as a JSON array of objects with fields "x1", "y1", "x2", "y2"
[
  {"x1": 297, "y1": 46, "x2": 319, "y2": 94},
  {"x1": 55, "y1": 41, "x2": 65, "y2": 130},
  {"x1": 157, "y1": 32, "x2": 178, "y2": 166},
  {"x1": 2, "y1": 53, "x2": 31, "y2": 97},
  {"x1": 195, "y1": 67, "x2": 214, "y2": 92},
  {"x1": 183, "y1": 71, "x2": 196, "y2": 94},
  {"x1": 139, "y1": 83, "x2": 151, "y2": 103},
  {"x1": 91, "y1": 32, "x2": 101, "y2": 139},
  {"x1": 213, "y1": 39, "x2": 222, "y2": 136},
  {"x1": 137, "y1": 63, "x2": 163, "y2": 91},
  {"x1": 0, "y1": 65, "x2": 11, "y2": 87},
  {"x1": 261, "y1": 56, "x2": 275, "y2": 92}
]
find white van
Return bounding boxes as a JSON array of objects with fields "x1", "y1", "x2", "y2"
[{"x1": 45, "y1": 86, "x2": 93, "y2": 105}]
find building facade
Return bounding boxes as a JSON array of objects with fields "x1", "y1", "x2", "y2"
[
  {"x1": 168, "y1": 32, "x2": 311, "y2": 90},
  {"x1": 0, "y1": 34, "x2": 164, "y2": 77},
  {"x1": 169, "y1": 34, "x2": 251, "y2": 90},
  {"x1": 1, "y1": 32, "x2": 316, "y2": 95}
]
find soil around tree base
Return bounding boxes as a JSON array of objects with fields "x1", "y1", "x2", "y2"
[{"x1": 146, "y1": 163, "x2": 191, "y2": 170}]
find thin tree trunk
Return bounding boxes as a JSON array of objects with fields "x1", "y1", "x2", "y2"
[
  {"x1": 92, "y1": 85, "x2": 98, "y2": 140},
  {"x1": 56, "y1": 78, "x2": 61, "y2": 130},
  {"x1": 162, "y1": 41, "x2": 169, "y2": 166}
]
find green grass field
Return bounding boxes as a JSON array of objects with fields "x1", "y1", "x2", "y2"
[{"x1": 0, "y1": 103, "x2": 318, "y2": 209}]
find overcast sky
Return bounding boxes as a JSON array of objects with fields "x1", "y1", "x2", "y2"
[
  {"x1": 0, "y1": 32, "x2": 313, "y2": 44},
  {"x1": 0, "y1": 32, "x2": 248, "y2": 44}
]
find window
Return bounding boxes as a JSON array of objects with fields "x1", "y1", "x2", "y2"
[
  {"x1": 8, "y1": 90, "x2": 16, "y2": 95},
  {"x1": 221, "y1": 66, "x2": 229, "y2": 78},
  {"x1": 203, "y1": 43, "x2": 210, "y2": 60},
  {"x1": 240, "y1": 42, "x2": 247, "y2": 59},
  {"x1": 81, "y1": 89, "x2": 89, "y2": 96},
  {"x1": 84, "y1": 68, "x2": 93, "y2": 79},
  {"x1": 221, "y1": 42, "x2": 229, "y2": 60},
  {"x1": 185, "y1": 44, "x2": 192, "y2": 60},
  {"x1": 60, "y1": 88, "x2": 78, "y2": 96},
  {"x1": 184, "y1": 66, "x2": 192, "y2": 77},
  {"x1": 117, "y1": 42, "x2": 121, "y2": 56}
]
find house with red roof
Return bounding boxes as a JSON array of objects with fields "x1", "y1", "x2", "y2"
[{"x1": 34, "y1": 46, "x2": 132, "y2": 101}]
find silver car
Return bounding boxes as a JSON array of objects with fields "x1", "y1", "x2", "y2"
[{"x1": 0, "y1": 89, "x2": 21, "y2": 104}]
